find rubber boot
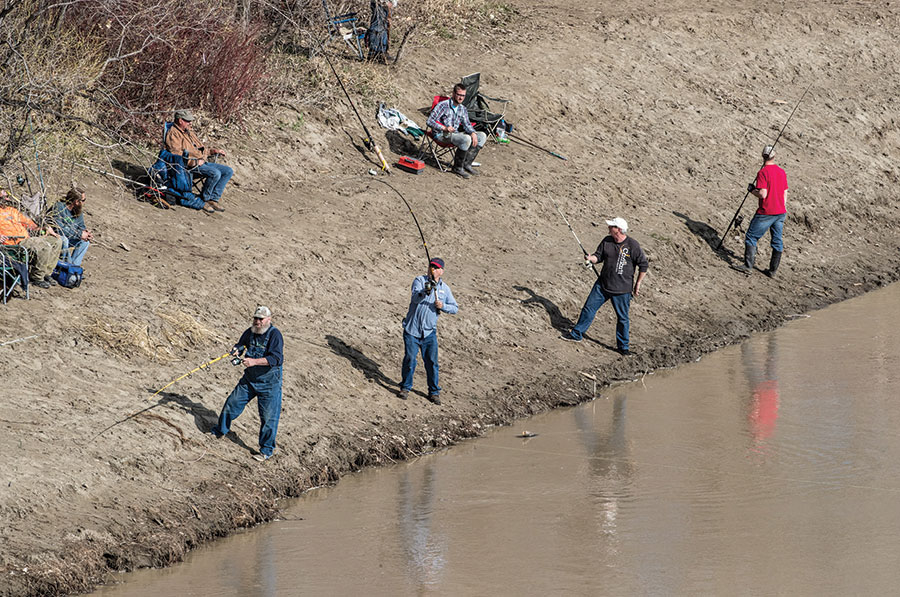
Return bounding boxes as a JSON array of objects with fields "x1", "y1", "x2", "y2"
[
  {"x1": 731, "y1": 244, "x2": 756, "y2": 275},
  {"x1": 463, "y1": 146, "x2": 481, "y2": 176},
  {"x1": 451, "y1": 149, "x2": 469, "y2": 179},
  {"x1": 764, "y1": 250, "x2": 782, "y2": 278}
]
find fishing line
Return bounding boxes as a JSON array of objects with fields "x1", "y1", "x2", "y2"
[
  {"x1": 369, "y1": 178, "x2": 431, "y2": 264},
  {"x1": 547, "y1": 194, "x2": 601, "y2": 281}
]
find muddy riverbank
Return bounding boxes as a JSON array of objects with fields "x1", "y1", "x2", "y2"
[{"x1": 3, "y1": 1, "x2": 900, "y2": 595}]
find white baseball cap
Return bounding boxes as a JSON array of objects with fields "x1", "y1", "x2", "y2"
[
  {"x1": 253, "y1": 306, "x2": 272, "y2": 318},
  {"x1": 605, "y1": 217, "x2": 628, "y2": 232}
]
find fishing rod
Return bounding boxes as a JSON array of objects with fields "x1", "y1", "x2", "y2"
[
  {"x1": 371, "y1": 178, "x2": 430, "y2": 264},
  {"x1": 151, "y1": 352, "x2": 231, "y2": 397},
  {"x1": 509, "y1": 133, "x2": 567, "y2": 161},
  {"x1": 549, "y1": 195, "x2": 601, "y2": 281},
  {"x1": 320, "y1": 47, "x2": 391, "y2": 173},
  {"x1": 716, "y1": 82, "x2": 812, "y2": 251},
  {"x1": 27, "y1": 115, "x2": 46, "y2": 197},
  {"x1": 73, "y1": 161, "x2": 163, "y2": 191},
  {"x1": 78, "y1": 350, "x2": 237, "y2": 445}
]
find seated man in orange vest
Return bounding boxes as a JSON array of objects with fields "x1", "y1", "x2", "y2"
[{"x1": 0, "y1": 189, "x2": 64, "y2": 289}]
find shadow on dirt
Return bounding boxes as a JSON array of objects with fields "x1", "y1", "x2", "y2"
[
  {"x1": 325, "y1": 335, "x2": 403, "y2": 396},
  {"x1": 673, "y1": 211, "x2": 738, "y2": 262}
]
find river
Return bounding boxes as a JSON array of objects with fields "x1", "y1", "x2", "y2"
[{"x1": 93, "y1": 283, "x2": 900, "y2": 595}]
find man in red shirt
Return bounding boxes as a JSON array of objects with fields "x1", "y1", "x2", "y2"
[{"x1": 732, "y1": 145, "x2": 788, "y2": 277}]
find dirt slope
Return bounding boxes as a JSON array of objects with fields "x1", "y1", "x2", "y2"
[{"x1": 3, "y1": 1, "x2": 900, "y2": 594}]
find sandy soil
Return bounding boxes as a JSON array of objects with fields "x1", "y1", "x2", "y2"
[{"x1": 3, "y1": 0, "x2": 900, "y2": 594}]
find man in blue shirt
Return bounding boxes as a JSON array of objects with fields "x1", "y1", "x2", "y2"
[
  {"x1": 426, "y1": 83, "x2": 487, "y2": 179},
  {"x1": 213, "y1": 306, "x2": 284, "y2": 461},
  {"x1": 399, "y1": 258, "x2": 459, "y2": 405},
  {"x1": 52, "y1": 188, "x2": 93, "y2": 266}
]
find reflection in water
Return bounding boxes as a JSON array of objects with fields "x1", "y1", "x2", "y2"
[
  {"x1": 573, "y1": 396, "x2": 633, "y2": 557},
  {"x1": 93, "y1": 283, "x2": 900, "y2": 596},
  {"x1": 742, "y1": 334, "x2": 781, "y2": 452},
  {"x1": 397, "y1": 462, "x2": 446, "y2": 591}
]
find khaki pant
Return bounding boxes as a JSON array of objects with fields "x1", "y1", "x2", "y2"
[{"x1": 20, "y1": 236, "x2": 64, "y2": 282}]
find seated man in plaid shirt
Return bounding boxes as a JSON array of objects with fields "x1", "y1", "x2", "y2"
[{"x1": 426, "y1": 83, "x2": 487, "y2": 179}]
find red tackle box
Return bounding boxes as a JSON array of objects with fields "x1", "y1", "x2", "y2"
[{"x1": 397, "y1": 156, "x2": 425, "y2": 174}]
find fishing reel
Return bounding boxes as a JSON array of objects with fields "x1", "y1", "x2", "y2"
[
  {"x1": 230, "y1": 348, "x2": 246, "y2": 366},
  {"x1": 423, "y1": 278, "x2": 435, "y2": 293}
]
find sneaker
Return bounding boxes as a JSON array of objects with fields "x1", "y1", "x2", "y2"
[
  {"x1": 397, "y1": 389, "x2": 409, "y2": 400},
  {"x1": 560, "y1": 331, "x2": 583, "y2": 343},
  {"x1": 426, "y1": 394, "x2": 441, "y2": 406},
  {"x1": 211, "y1": 201, "x2": 225, "y2": 212},
  {"x1": 201, "y1": 201, "x2": 216, "y2": 213},
  {"x1": 32, "y1": 278, "x2": 51, "y2": 289},
  {"x1": 253, "y1": 453, "x2": 270, "y2": 462},
  {"x1": 43, "y1": 275, "x2": 58, "y2": 286}
]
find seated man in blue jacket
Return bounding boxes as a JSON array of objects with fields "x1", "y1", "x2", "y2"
[{"x1": 52, "y1": 188, "x2": 93, "y2": 266}]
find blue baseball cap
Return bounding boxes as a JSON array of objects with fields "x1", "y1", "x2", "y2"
[{"x1": 429, "y1": 258, "x2": 445, "y2": 269}]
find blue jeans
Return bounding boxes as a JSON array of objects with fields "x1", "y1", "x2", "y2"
[
  {"x1": 745, "y1": 213, "x2": 785, "y2": 252},
  {"x1": 571, "y1": 282, "x2": 632, "y2": 350},
  {"x1": 60, "y1": 236, "x2": 89, "y2": 266},
  {"x1": 214, "y1": 368, "x2": 282, "y2": 456},
  {"x1": 196, "y1": 162, "x2": 234, "y2": 203},
  {"x1": 401, "y1": 331, "x2": 440, "y2": 395}
]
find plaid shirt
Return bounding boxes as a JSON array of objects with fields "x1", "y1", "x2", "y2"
[{"x1": 426, "y1": 99, "x2": 475, "y2": 134}]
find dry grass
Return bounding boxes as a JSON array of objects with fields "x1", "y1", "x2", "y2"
[{"x1": 81, "y1": 310, "x2": 223, "y2": 362}]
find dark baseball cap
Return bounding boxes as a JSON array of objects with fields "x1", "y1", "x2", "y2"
[{"x1": 429, "y1": 258, "x2": 445, "y2": 269}]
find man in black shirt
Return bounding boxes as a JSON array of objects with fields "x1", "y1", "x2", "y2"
[{"x1": 562, "y1": 217, "x2": 649, "y2": 355}]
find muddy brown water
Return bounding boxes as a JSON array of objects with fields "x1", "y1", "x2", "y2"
[{"x1": 93, "y1": 283, "x2": 900, "y2": 596}]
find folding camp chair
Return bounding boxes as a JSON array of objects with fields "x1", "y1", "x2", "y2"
[
  {"x1": 1, "y1": 243, "x2": 29, "y2": 303},
  {"x1": 323, "y1": 0, "x2": 366, "y2": 60},
  {"x1": 416, "y1": 96, "x2": 458, "y2": 172},
  {"x1": 148, "y1": 122, "x2": 209, "y2": 210},
  {"x1": 460, "y1": 72, "x2": 512, "y2": 143}
]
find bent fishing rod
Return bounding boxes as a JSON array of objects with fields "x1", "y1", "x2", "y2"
[
  {"x1": 371, "y1": 178, "x2": 430, "y2": 264},
  {"x1": 716, "y1": 82, "x2": 812, "y2": 251},
  {"x1": 549, "y1": 195, "x2": 601, "y2": 281},
  {"x1": 320, "y1": 48, "x2": 391, "y2": 173}
]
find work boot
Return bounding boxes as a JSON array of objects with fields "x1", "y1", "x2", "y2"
[
  {"x1": 451, "y1": 149, "x2": 470, "y2": 179},
  {"x1": 463, "y1": 146, "x2": 481, "y2": 175},
  {"x1": 730, "y1": 244, "x2": 756, "y2": 275},
  {"x1": 764, "y1": 250, "x2": 783, "y2": 278}
]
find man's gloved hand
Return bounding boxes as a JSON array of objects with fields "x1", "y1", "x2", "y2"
[{"x1": 747, "y1": 182, "x2": 757, "y2": 193}]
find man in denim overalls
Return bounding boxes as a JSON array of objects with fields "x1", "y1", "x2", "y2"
[{"x1": 213, "y1": 306, "x2": 284, "y2": 462}]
